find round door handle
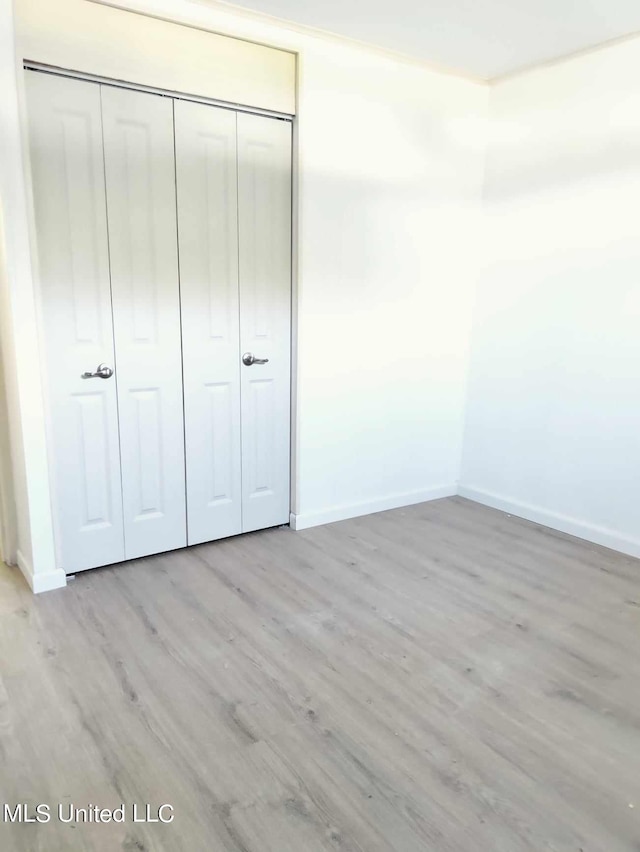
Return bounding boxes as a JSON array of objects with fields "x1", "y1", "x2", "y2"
[
  {"x1": 242, "y1": 352, "x2": 269, "y2": 366},
  {"x1": 81, "y1": 363, "x2": 114, "y2": 380}
]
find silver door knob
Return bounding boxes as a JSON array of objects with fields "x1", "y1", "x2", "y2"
[
  {"x1": 242, "y1": 352, "x2": 269, "y2": 366},
  {"x1": 81, "y1": 363, "x2": 114, "y2": 379}
]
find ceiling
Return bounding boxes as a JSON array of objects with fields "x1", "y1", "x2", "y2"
[{"x1": 217, "y1": 0, "x2": 640, "y2": 79}]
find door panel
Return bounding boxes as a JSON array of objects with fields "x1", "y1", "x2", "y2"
[
  {"x1": 101, "y1": 86, "x2": 186, "y2": 559},
  {"x1": 237, "y1": 113, "x2": 292, "y2": 532},
  {"x1": 175, "y1": 101, "x2": 242, "y2": 545},
  {"x1": 25, "y1": 71, "x2": 125, "y2": 572},
  {"x1": 75, "y1": 392, "x2": 114, "y2": 527},
  {"x1": 129, "y1": 388, "x2": 163, "y2": 519}
]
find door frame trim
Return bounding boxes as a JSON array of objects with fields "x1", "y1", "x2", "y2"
[{"x1": 23, "y1": 61, "x2": 294, "y2": 122}]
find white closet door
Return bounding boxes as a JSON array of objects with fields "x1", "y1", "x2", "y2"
[
  {"x1": 175, "y1": 101, "x2": 242, "y2": 545},
  {"x1": 101, "y1": 86, "x2": 186, "y2": 559},
  {"x1": 237, "y1": 114, "x2": 292, "y2": 532},
  {"x1": 25, "y1": 72, "x2": 125, "y2": 573}
]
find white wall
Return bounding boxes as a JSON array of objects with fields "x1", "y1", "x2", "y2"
[
  {"x1": 461, "y1": 38, "x2": 640, "y2": 558},
  {"x1": 293, "y1": 42, "x2": 487, "y2": 526}
]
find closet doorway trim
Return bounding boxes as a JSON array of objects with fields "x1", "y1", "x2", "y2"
[{"x1": 23, "y1": 61, "x2": 295, "y2": 122}]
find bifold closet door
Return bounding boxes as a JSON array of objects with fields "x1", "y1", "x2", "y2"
[
  {"x1": 26, "y1": 72, "x2": 125, "y2": 573},
  {"x1": 28, "y1": 73, "x2": 290, "y2": 569},
  {"x1": 175, "y1": 101, "x2": 242, "y2": 545},
  {"x1": 175, "y1": 105, "x2": 292, "y2": 544},
  {"x1": 237, "y1": 113, "x2": 292, "y2": 533},
  {"x1": 101, "y1": 87, "x2": 187, "y2": 559}
]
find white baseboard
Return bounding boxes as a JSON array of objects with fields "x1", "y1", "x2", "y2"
[
  {"x1": 14, "y1": 485, "x2": 638, "y2": 592},
  {"x1": 457, "y1": 485, "x2": 640, "y2": 560},
  {"x1": 290, "y1": 484, "x2": 457, "y2": 531},
  {"x1": 17, "y1": 549, "x2": 67, "y2": 594}
]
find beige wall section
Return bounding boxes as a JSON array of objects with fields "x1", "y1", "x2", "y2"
[{"x1": 16, "y1": 0, "x2": 296, "y2": 114}]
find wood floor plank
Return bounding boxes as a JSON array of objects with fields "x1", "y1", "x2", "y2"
[{"x1": 1, "y1": 497, "x2": 639, "y2": 851}]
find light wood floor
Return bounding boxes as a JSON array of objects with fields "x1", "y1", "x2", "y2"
[{"x1": 1, "y1": 497, "x2": 639, "y2": 852}]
